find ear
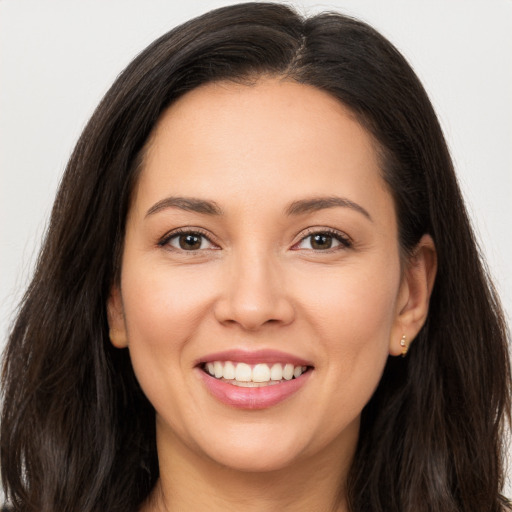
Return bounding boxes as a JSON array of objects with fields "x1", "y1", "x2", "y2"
[
  {"x1": 107, "y1": 285, "x2": 128, "y2": 349},
  {"x1": 389, "y1": 234, "x2": 437, "y2": 356}
]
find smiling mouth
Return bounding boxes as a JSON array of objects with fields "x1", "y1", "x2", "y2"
[{"x1": 202, "y1": 361, "x2": 312, "y2": 387}]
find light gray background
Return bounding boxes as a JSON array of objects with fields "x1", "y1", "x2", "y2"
[{"x1": 1, "y1": 0, "x2": 511, "y2": 493}]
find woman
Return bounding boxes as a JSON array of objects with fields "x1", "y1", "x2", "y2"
[{"x1": 1, "y1": 3, "x2": 510, "y2": 511}]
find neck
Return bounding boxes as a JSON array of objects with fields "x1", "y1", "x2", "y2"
[{"x1": 141, "y1": 420, "x2": 357, "y2": 512}]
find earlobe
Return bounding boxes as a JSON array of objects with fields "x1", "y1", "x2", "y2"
[
  {"x1": 107, "y1": 286, "x2": 128, "y2": 349},
  {"x1": 389, "y1": 234, "x2": 437, "y2": 356}
]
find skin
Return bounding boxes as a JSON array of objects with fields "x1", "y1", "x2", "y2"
[{"x1": 108, "y1": 78, "x2": 437, "y2": 512}]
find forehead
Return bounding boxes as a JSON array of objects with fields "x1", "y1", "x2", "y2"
[
  {"x1": 133, "y1": 78, "x2": 392, "y2": 221},
  {"x1": 146, "y1": 78, "x2": 374, "y2": 164}
]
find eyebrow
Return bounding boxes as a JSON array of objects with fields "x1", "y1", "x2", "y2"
[
  {"x1": 145, "y1": 195, "x2": 372, "y2": 221},
  {"x1": 285, "y1": 196, "x2": 372, "y2": 221},
  {"x1": 146, "y1": 196, "x2": 223, "y2": 217}
]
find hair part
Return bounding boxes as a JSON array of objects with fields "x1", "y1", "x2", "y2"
[{"x1": 2, "y1": 3, "x2": 510, "y2": 511}]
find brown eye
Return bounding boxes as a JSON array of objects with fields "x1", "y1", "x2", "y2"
[
  {"x1": 164, "y1": 231, "x2": 216, "y2": 251},
  {"x1": 310, "y1": 233, "x2": 333, "y2": 250},
  {"x1": 179, "y1": 234, "x2": 202, "y2": 250},
  {"x1": 294, "y1": 230, "x2": 351, "y2": 251}
]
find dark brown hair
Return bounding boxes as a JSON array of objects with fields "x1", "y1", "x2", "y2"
[{"x1": 2, "y1": 3, "x2": 510, "y2": 511}]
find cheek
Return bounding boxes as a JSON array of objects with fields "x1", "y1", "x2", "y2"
[
  {"x1": 296, "y1": 257, "x2": 400, "y2": 343},
  {"x1": 119, "y1": 263, "x2": 222, "y2": 421},
  {"x1": 121, "y1": 263, "x2": 218, "y2": 345},
  {"x1": 293, "y1": 257, "x2": 400, "y2": 403},
  {"x1": 118, "y1": 263, "x2": 222, "y2": 408}
]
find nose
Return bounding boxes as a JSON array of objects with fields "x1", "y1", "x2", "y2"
[{"x1": 213, "y1": 251, "x2": 295, "y2": 331}]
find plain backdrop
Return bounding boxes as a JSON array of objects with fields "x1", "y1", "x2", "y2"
[{"x1": 1, "y1": 0, "x2": 511, "y2": 493}]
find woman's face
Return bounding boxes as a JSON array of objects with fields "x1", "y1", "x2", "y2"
[{"x1": 109, "y1": 79, "x2": 419, "y2": 473}]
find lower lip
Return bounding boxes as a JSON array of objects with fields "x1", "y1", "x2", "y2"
[{"x1": 197, "y1": 369, "x2": 312, "y2": 410}]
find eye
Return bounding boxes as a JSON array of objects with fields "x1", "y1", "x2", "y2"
[
  {"x1": 293, "y1": 230, "x2": 351, "y2": 251},
  {"x1": 160, "y1": 230, "x2": 218, "y2": 251}
]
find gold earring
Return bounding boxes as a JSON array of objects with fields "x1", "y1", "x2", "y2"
[
  {"x1": 109, "y1": 328, "x2": 128, "y2": 348},
  {"x1": 400, "y1": 334, "x2": 408, "y2": 357}
]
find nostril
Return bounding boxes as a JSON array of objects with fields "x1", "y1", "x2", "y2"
[{"x1": 213, "y1": 296, "x2": 295, "y2": 331}]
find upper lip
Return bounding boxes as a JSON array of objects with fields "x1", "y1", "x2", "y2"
[{"x1": 195, "y1": 349, "x2": 314, "y2": 367}]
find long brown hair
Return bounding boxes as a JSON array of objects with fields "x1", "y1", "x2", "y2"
[{"x1": 2, "y1": 3, "x2": 510, "y2": 511}]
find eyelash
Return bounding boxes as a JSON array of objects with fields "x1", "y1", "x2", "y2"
[
  {"x1": 158, "y1": 227, "x2": 352, "y2": 252},
  {"x1": 158, "y1": 228, "x2": 219, "y2": 252},
  {"x1": 292, "y1": 228, "x2": 352, "y2": 252}
]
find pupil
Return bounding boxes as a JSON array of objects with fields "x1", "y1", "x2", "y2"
[
  {"x1": 180, "y1": 234, "x2": 201, "y2": 250},
  {"x1": 312, "y1": 234, "x2": 332, "y2": 250}
]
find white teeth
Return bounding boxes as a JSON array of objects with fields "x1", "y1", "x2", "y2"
[
  {"x1": 204, "y1": 361, "x2": 308, "y2": 384},
  {"x1": 223, "y1": 361, "x2": 235, "y2": 380},
  {"x1": 283, "y1": 363, "x2": 294, "y2": 380},
  {"x1": 230, "y1": 380, "x2": 282, "y2": 387},
  {"x1": 252, "y1": 363, "x2": 271, "y2": 383},
  {"x1": 235, "y1": 362, "x2": 252, "y2": 382},
  {"x1": 270, "y1": 363, "x2": 283, "y2": 381},
  {"x1": 214, "y1": 361, "x2": 223, "y2": 379}
]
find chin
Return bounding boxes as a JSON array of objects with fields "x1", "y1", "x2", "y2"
[
  {"x1": 191, "y1": 417, "x2": 339, "y2": 475},
  {"x1": 204, "y1": 442, "x2": 303, "y2": 474}
]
